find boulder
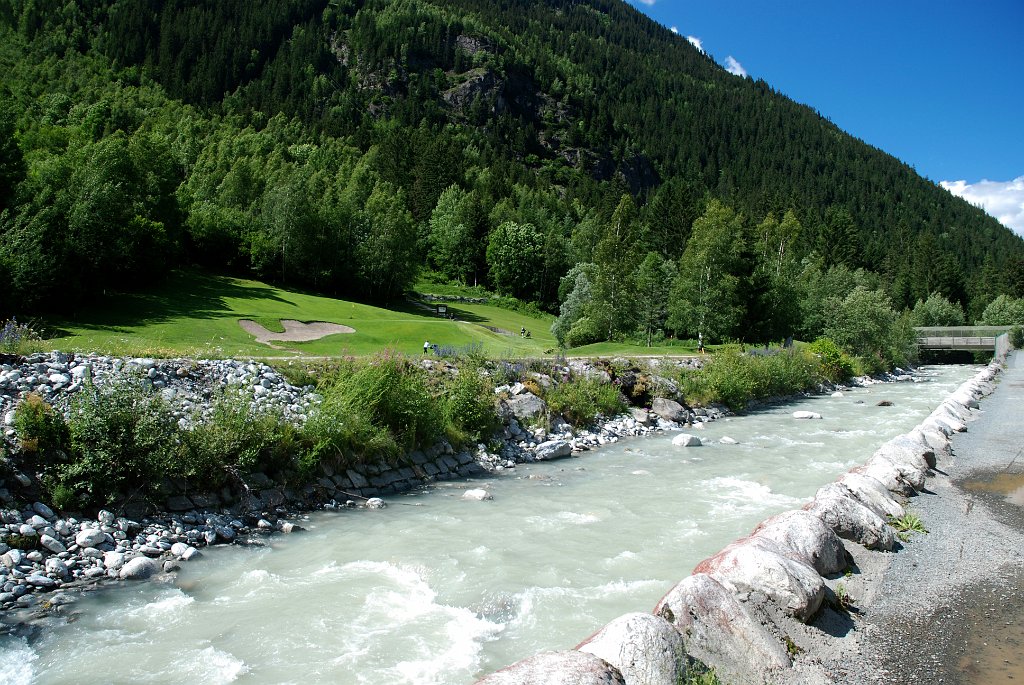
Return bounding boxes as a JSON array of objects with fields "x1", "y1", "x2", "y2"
[
  {"x1": 535, "y1": 440, "x2": 572, "y2": 460},
  {"x1": 462, "y1": 489, "x2": 493, "y2": 501},
  {"x1": 39, "y1": 534, "x2": 67, "y2": 554},
  {"x1": 751, "y1": 509, "x2": 848, "y2": 575},
  {"x1": 577, "y1": 612, "x2": 687, "y2": 685},
  {"x1": 26, "y1": 574, "x2": 58, "y2": 589},
  {"x1": 45, "y1": 557, "x2": 69, "y2": 577},
  {"x1": 694, "y1": 538, "x2": 825, "y2": 621},
  {"x1": 103, "y1": 551, "x2": 126, "y2": 570},
  {"x1": 834, "y1": 473, "x2": 905, "y2": 520},
  {"x1": 805, "y1": 489, "x2": 896, "y2": 551},
  {"x1": 654, "y1": 574, "x2": 790, "y2": 684},
  {"x1": 629, "y1": 408, "x2": 653, "y2": 426},
  {"x1": 75, "y1": 528, "x2": 106, "y2": 548},
  {"x1": 365, "y1": 497, "x2": 386, "y2": 509},
  {"x1": 504, "y1": 392, "x2": 547, "y2": 421},
  {"x1": 475, "y1": 651, "x2": 625, "y2": 685},
  {"x1": 719, "y1": 436, "x2": 738, "y2": 445},
  {"x1": 32, "y1": 502, "x2": 55, "y2": 520},
  {"x1": 651, "y1": 398, "x2": 687, "y2": 424},
  {"x1": 792, "y1": 411, "x2": 822, "y2": 420},
  {"x1": 119, "y1": 557, "x2": 159, "y2": 580},
  {"x1": 671, "y1": 433, "x2": 702, "y2": 447},
  {"x1": 852, "y1": 459, "x2": 916, "y2": 497}
]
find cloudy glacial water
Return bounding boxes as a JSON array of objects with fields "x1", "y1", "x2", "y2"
[{"x1": 0, "y1": 365, "x2": 977, "y2": 684}]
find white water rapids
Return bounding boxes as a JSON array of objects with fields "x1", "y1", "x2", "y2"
[{"x1": 1, "y1": 365, "x2": 977, "y2": 684}]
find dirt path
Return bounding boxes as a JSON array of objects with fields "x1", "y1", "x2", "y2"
[{"x1": 238, "y1": 319, "x2": 355, "y2": 347}]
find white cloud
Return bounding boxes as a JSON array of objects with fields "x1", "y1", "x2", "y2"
[
  {"x1": 686, "y1": 35, "x2": 704, "y2": 53},
  {"x1": 724, "y1": 55, "x2": 747, "y2": 77},
  {"x1": 940, "y1": 176, "x2": 1024, "y2": 236},
  {"x1": 671, "y1": 26, "x2": 679, "y2": 35},
  {"x1": 635, "y1": 0, "x2": 656, "y2": 5}
]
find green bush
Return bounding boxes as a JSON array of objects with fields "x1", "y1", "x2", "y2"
[
  {"x1": 178, "y1": 390, "x2": 299, "y2": 487},
  {"x1": 808, "y1": 337, "x2": 855, "y2": 383},
  {"x1": 13, "y1": 392, "x2": 69, "y2": 456},
  {"x1": 565, "y1": 316, "x2": 603, "y2": 348},
  {"x1": 441, "y1": 366, "x2": 497, "y2": 442},
  {"x1": 53, "y1": 377, "x2": 178, "y2": 509},
  {"x1": 545, "y1": 375, "x2": 626, "y2": 426},
  {"x1": 1010, "y1": 325, "x2": 1024, "y2": 349},
  {"x1": 681, "y1": 347, "x2": 826, "y2": 410}
]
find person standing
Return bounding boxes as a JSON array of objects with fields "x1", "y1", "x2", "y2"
[{"x1": 424, "y1": 340, "x2": 430, "y2": 354}]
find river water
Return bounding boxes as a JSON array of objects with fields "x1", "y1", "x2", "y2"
[{"x1": 1, "y1": 365, "x2": 977, "y2": 685}]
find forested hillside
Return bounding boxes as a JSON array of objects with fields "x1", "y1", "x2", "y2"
[{"x1": 2, "y1": 0, "x2": 1022, "y2": 348}]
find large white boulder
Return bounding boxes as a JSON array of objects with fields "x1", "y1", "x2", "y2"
[
  {"x1": 805, "y1": 489, "x2": 896, "y2": 551},
  {"x1": 694, "y1": 538, "x2": 825, "y2": 621},
  {"x1": 535, "y1": 440, "x2": 572, "y2": 460},
  {"x1": 671, "y1": 433, "x2": 702, "y2": 447},
  {"x1": 835, "y1": 473, "x2": 905, "y2": 520},
  {"x1": 119, "y1": 556, "x2": 159, "y2": 580},
  {"x1": 475, "y1": 651, "x2": 625, "y2": 685},
  {"x1": 792, "y1": 411, "x2": 822, "y2": 420},
  {"x1": 654, "y1": 574, "x2": 790, "y2": 684},
  {"x1": 75, "y1": 528, "x2": 106, "y2": 548},
  {"x1": 751, "y1": 509, "x2": 848, "y2": 576},
  {"x1": 577, "y1": 612, "x2": 687, "y2": 685}
]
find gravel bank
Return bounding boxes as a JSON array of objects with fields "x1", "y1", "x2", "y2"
[{"x1": 777, "y1": 351, "x2": 1024, "y2": 684}]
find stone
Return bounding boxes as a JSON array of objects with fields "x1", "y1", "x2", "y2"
[
  {"x1": 629, "y1": 408, "x2": 653, "y2": 426},
  {"x1": 103, "y1": 551, "x2": 126, "y2": 570},
  {"x1": 671, "y1": 433, "x2": 702, "y2": 447},
  {"x1": 719, "y1": 436, "x2": 738, "y2": 445},
  {"x1": 45, "y1": 557, "x2": 68, "y2": 577},
  {"x1": 180, "y1": 546, "x2": 201, "y2": 562},
  {"x1": 165, "y1": 496, "x2": 194, "y2": 512},
  {"x1": 792, "y1": 411, "x2": 822, "y2": 420},
  {"x1": 39, "y1": 534, "x2": 67, "y2": 554},
  {"x1": 577, "y1": 612, "x2": 687, "y2": 685},
  {"x1": 504, "y1": 392, "x2": 547, "y2": 421},
  {"x1": 476, "y1": 650, "x2": 625, "y2": 685},
  {"x1": 654, "y1": 573, "x2": 790, "y2": 685},
  {"x1": 32, "y1": 502, "x2": 55, "y2": 520},
  {"x1": 462, "y1": 489, "x2": 493, "y2": 501},
  {"x1": 76, "y1": 529, "x2": 106, "y2": 548},
  {"x1": 834, "y1": 473, "x2": 905, "y2": 520},
  {"x1": 170, "y1": 542, "x2": 190, "y2": 557},
  {"x1": 535, "y1": 440, "x2": 572, "y2": 460},
  {"x1": 26, "y1": 574, "x2": 57, "y2": 589},
  {"x1": 694, "y1": 538, "x2": 825, "y2": 621},
  {"x1": 751, "y1": 509, "x2": 848, "y2": 576},
  {"x1": 651, "y1": 398, "x2": 687, "y2": 423},
  {"x1": 97, "y1": 510, "x2": 115, "y2": 526},
  {"x1": 119, "y1": 557, "x2": 159, "y2": 580},
  {"x1": 805, "y1": 489, "x2": 896, "y2": 551},
  {"x1": 365, "y1": 498, "x2": 386, "y2": 509}
]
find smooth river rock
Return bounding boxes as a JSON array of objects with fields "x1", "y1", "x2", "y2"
[
  {"x1": 655, "y1": 573, "x2": 790, "y2": 685},
  {"x1": 805, "y1": 488, "x2": 896, "y2": 551},
  {"x1": 462, "y1": 489, "x2": 493, "y2": 501},
  {"x1": 577, "y1": 612, "x2": 687, "y2": 685},
  {"x1": 751, "y1": 509, "x2": 848, "y2": 576},
  {"x1": 651, "y1": 398, "x2": 687, "y2": 423},
  {"x1": 535, "y1": 440, "x2": 572, "y2": 460},
  {"x1": 119, "y1": 557, "x2": 159, "y2": 580},
  {"x1": 792, "y1": 411, "x2": 822, "y2": 420},
  {"x1": 671, "y1": 433, "x2": 702, "y2": 447},
  {"x1": 693, "y1": 538, "x2": 825, "y2": 621},
  {"x1": 75, "y1": 528, "x2": 107, "y2": 548}
]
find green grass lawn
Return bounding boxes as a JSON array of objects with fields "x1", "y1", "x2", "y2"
[{"x1": 36, "y1": 270, "x2": 698, "y2": 359}]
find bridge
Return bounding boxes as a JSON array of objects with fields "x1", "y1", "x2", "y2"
[{"x1": 915, "y1": 326, "x2": 1012, "y2": 354}]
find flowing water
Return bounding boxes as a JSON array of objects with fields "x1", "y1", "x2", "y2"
[{"x1": 1, "y1": 366, "x2": 977, "y2": 685}]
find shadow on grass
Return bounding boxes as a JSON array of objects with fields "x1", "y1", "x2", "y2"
[{"x1": 47, "y1": 270, "x2": 294, "y2": 331}]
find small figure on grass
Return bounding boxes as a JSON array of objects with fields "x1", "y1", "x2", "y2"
[{"x1": 423, "y1": 340, "x2": 430, "y2": 354}]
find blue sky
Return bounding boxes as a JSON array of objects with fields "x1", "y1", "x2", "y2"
[{"x1": 628, "y1": 0, "x2": 1024, "y2": 234}]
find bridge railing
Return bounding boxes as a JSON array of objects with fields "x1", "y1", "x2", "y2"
[{"x1": 914, "y1": 326, "x2": 1012, "y2": 338}]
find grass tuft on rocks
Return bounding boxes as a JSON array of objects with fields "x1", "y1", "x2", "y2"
[{"x1": 544, "y1": 374, "x2": 627, "y2": 426}]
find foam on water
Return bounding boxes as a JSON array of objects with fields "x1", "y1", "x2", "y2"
[{"x1": 0, "y1": 637, "x2": 36, "y2": 685}]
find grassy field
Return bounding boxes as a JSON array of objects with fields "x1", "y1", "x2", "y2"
[{"x1": 34, "y1": 271, "x2": 699, "y2": 359}]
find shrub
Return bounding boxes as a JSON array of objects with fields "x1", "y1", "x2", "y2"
[
  {"x1": 441, "y1": 366, "x2": 497, "y2": 442},
  {"x1": 178, "y1": 391, "x2": 298, "y2": 487},
  {"x1": 0, "y1": 317, "x2": 42, "y2": 354},
  {"x1": 1010, "y1": 325, "x2": 1024, "y2": 349},
  {"x1": 808, "y1": 337, "x2": 855, "y2": 383},
  {"x1": 545, "y1": 375, "x2": 626, "y2": 426},
  {"x1": 565, "y1": 316, "x2": 603, "y2": 348},
  {"x1": 13, "y1": 393, "x2": 69, "y2": 456},
  {"x1": 54, "y1": 377, "x2": 178, "y2": 509}
]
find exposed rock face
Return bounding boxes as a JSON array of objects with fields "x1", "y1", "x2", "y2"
[
  {"x1": 655, "y1": 574, "x2": 790, "y2": 685},
  {"x1": 751, "y1": 509, "x2": 848, "y2": 576},
  {"x1": 694, "y1": 538, "x2": 825, "y2": 621},
  {"x1": 577, "y1": 612, "x2": 687, "y2": 685},
  {"x1": 475, "y1": 650, "x2": 625, "y2": 685}
]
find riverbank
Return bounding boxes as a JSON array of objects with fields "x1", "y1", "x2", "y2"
[{"x1": 795, "y1": 350, "x2": 1024, "y2": 684}]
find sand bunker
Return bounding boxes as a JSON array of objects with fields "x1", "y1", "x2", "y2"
[{"x1": 239, "y1": 319, "x2": 355, "y2": 344}]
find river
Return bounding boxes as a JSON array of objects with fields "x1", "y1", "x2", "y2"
[{"x1": 0, "y1": 365, "x2": 977, "y2": 684}]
